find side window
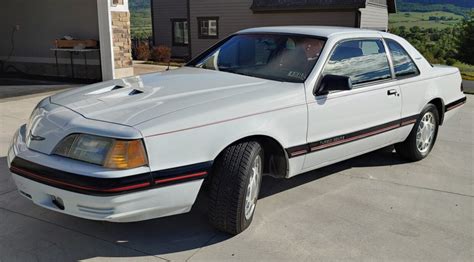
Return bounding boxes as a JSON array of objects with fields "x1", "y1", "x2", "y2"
[
  {"x1": 197, "y1": 17, "x2": 219, "y2": 39},
  {"x1": 386, "y1": 39, "x2": 419, "y2": 78},
  {"x1": 171, "y1": 19, "x2": 189, "y2": 46},
  {"x1": 323, "y1": 39, "x2": 392, "y2": 87}
]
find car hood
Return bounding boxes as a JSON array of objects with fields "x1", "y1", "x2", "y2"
[{"x1": 50, "y1": 67, "x2": 277, "y2": 126}]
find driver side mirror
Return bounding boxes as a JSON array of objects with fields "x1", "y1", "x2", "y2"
[{"x1": 316, "y1": 74, "x2": 352, "y2": 96}]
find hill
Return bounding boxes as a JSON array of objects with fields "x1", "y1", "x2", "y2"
[
  {"x1": 390, "y1": 11, "x2": 464, "y2": 29},
  {"x1": 129, "y1": 0, "x2": 150, "y2": 11},
  {"x1": 390, "y1": 1, "x2": 474, "y2": 80},
  {"x1": 391, "y1": 0, "x2": 472, "y2": 30},
  {"x1": 397, "y1": 0, "x2": 472, "y2": 17},
  {"x1": 402, "y1": 0, "x2": 474, "y2": 8}
]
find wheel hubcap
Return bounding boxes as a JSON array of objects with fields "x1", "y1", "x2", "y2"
[
  {"x1": 244, "y1": 155, "x2": 262, "y2": 220},
  {"x1": 416, "y1": 112, "x2": 436, "y2": 153}
]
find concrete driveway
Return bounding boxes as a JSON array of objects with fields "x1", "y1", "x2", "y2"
[
  {"x1": 464, "y1": 80, "x2": 474, "y2": 94},
  {"x1": 0, "y1": 92, "x2": 472, "y2": 261}
]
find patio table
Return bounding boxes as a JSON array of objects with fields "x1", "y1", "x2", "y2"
[{"x1": 51, "y1": 48, "x2": 100, "y2": 79}]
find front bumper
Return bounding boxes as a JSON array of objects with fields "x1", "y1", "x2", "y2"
[{"x1": 7, "y1": 125, "x2": 209, "y2": 222}]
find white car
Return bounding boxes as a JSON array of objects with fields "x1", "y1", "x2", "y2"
[{"x1": 8, "y1": 26, "x2": 466, "y2": 234}]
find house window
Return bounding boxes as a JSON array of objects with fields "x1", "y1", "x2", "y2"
[
  {"x1": 171, "y1": 19, "x2": 189, "y2": 46},
  {"x1": 198, "y1": 17, "x2": 219, "y2": 39},
  {"x1": 112, "y1": 0, "x2": 123, "y2": 6}
]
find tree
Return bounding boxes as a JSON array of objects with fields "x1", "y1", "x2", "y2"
[{"x1": 458, "y1": 14, "x2": 474, "y2": 65}]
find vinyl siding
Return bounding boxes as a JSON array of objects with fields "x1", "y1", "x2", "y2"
[
  {"x1": 152, "y1": 0, "x2": 189, "y2": 57},
  {"x1": 189, "y1": 0, "x2": 356, "y2": 57},
  {"x1": 359, "y1": 2, "x2": 389, "y2": 31},
  {"x1": 367, "y1": 0, "x2": 387, "y2": 5}
]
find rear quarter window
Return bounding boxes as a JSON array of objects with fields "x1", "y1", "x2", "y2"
[{"x1": 385, "y1": 39, "x2": 419, "y2": 78}]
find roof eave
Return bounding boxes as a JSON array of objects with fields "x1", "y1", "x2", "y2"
[
  {"x1": 250, "y1": 0, "x2": 367, "y2": 13},
  {"x1": 251, "y1": 6, "x2": 363, "y2": 13}
]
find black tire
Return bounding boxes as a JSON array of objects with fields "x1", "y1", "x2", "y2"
[
  {"x1": 395, "y1": 104, "x2": 439, "y2": 161},
  {"x1": 208, "y1": 141, "x2": 263, "y2": 235}
]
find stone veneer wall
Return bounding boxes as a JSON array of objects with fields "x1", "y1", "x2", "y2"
[{"x1": 111, "y1": 11, "x2": 133, "y2": 76}]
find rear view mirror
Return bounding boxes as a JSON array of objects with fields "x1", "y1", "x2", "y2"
[{"x1": 316, "y1": 74, "x2": 352, "y2": 96}]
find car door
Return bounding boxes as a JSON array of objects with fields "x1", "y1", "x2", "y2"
[{"x1": 302, "y1": 38, "x2": 402, "y2": 170}]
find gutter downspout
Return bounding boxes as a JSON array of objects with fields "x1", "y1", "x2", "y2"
[
  {"x1": 355, "y1": 9, "x2": 361, "y2": 28},
  {"x1": 150, "y1": 0, "x2": 156, "y2": 46},
  {"x1": 186, "y1": 0, "x2": 192, "y2": 61}
]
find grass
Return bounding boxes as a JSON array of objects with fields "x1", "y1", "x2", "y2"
[
  {"x1": 453, "y1": 62, "x2": 474, "y2": 81},
  {"x1": 389, "y1": 11, "x2": 464, "y2": 29}
]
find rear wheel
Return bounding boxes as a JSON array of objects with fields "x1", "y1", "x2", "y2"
[
  {"x1": 208, "y1": 141, "x2": 263, "y2": 235},
  {"x1": 395, "y1": 104, "x2": 439, "y2": 161}
]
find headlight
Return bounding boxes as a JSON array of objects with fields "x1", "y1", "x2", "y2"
[
  {"x1": 27, "y1": 97, "x2": 50, "y2": 136},
  {"x1": 53, "y1": 134, "x2": 148, "y2": 169}
]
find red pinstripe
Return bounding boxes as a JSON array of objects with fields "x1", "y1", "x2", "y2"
[
  {"x1": 154, "y1": 171, "x2": 207, "y2": 184},
  {"x1": 146, "y1": 103, "x2": 305, "y2": 137},
  {"x1": 310, "y1": 124, "x2": 400, "y2": 151},
  {"x1": 10, "y1": 166, "x2": 151, "y2": 193}
]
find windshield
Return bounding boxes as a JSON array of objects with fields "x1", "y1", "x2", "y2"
[{"x1": 187, "y1": 34, "x2": 326, "y2": 83}]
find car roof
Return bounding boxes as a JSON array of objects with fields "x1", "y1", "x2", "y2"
[{"x1": 238, "y1": 26, "x2": 382, "y2": 38}]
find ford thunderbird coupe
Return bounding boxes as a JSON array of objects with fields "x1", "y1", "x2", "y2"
[{"x1": 8, "y1": 27, "x2": 466, "y2": 234}]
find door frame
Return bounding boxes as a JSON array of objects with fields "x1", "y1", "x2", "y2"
[
  {"x1": 312, "y1": 36, "x2": 397, "y2": 97},
  {"x1": 296, "y1": 36, "x2": 404, "y2": 169}
]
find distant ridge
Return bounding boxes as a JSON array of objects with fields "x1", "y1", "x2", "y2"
[
  {"x1": 129, "y1": 0, "x2": 150, "y2": 11},
  {"x1": 397, "y1": 0, "x2": 473, "y2": 17},
  {"x1": 402, "y1": 0, "x2": 474, "y2": 8}
]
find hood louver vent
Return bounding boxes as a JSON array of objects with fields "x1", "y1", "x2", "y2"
[
  {"x1": 86, "y1": 85, "x2": 125, "y2": 95},
  {"x1": 112, "y1": 85, "x2": 125, "y2": 91},
  {"x1": 129, "y1": 89, "x2": 144, "y2": 96}
]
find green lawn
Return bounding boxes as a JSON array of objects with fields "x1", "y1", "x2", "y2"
[
  {"x1": 389, "y1": 11, "x2": 464, "y2": 29},
  {"x1": 453, "y1": 62, "x2": 474, "y2": 81}
]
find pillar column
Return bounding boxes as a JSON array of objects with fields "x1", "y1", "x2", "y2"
[{"x1": 97, "y1": 0, "x2": 134, "y2": 80}]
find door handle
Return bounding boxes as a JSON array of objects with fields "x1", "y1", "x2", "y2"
[{"x1": 387, "y1": 89, "x2": 399, "y2": 96}]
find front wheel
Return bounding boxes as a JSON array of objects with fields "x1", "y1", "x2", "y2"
[
  {"x1": 208, "y1": 141, "x2": 263, "y2": 235},
  {"x1": 395, "y1": 104, "x2": 439, "y2": 161}
]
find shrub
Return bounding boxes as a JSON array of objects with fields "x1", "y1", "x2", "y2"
[
  {"x1": 446, "y1": 58, "x2": 457, "y2": 66},
  {"x1": 151, "y1": 45, "x2": 171, "y2": 63},
  {"x1": 136, "y1": 42, "x2": 151, "y2": 61}
]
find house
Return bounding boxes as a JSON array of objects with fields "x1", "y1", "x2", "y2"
[
  {"x1": 0, "y1": 0, "x2": 134, "y2": 81},
  {"x1": 151, "y1": 0, "x2": 397, "y2": 59}
]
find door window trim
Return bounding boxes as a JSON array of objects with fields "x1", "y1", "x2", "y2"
[{"x1": 314, "y1": 37, "x2": 396, "y2": 96}]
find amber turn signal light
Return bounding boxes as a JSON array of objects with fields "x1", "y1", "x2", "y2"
[{"x1": 104, "y1": 140, "x2": 148, "y2": 169}]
